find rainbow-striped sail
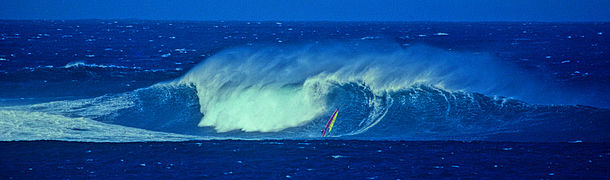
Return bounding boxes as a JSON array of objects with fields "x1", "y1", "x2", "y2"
[{"x1": 322, "y1": 108, "x2": 339, "y2": 137}]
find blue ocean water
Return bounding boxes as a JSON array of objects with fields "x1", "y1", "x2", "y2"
[
  {"x1": 0, "y1": 20, "x2": 609, "y2": 178},
  {"x1": 1, "y1": 140, "x2": 609, "y2": 179}
]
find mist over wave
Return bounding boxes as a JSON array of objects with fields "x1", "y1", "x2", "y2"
[{"x1": 177, "y1": 42, "x2": 567, "y2": 133}]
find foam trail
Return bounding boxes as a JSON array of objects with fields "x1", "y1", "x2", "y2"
[{"x1": 0, "y1": 110, "x2": 201, "y2": 142}]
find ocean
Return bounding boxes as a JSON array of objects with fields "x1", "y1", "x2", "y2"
[{"x1": 0, "y1": 20, "x2": 609, "y2": 178}]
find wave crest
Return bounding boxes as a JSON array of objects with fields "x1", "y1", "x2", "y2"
[{"x1": 177, "y1": 43, "x2": 542, "y2": 133}]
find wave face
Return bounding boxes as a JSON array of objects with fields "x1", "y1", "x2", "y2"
[{"x1": 2, "y1": 43, "x2": 609, "y2": 142}]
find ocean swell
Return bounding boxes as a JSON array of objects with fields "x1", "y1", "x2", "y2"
[{"x1": 2, "y1": 42, "x2": 608, "y2": 142}]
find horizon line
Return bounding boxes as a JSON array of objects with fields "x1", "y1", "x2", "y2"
[{"x1": 1, "y1": 18, "x2": 609, "y2": 23}]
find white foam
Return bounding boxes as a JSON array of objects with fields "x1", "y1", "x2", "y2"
[
  {"x1": 63, "y1": 61, "x2": 132, "y2": 69},
  {"x1": 0, "y1": 110, "x2": 199, "y2": 142},
  {"x1": 360, "y1": 36, "x2": 379, "y2": 40}
]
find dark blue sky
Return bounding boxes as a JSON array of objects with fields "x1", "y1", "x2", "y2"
[{"x1": 2, "y1": 0, "x2": 609, "y2": 21}]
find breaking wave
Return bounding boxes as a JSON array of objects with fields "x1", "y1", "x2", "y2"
[{"x1": 1, "y1": 43, "x2": 608, "y2": 142}]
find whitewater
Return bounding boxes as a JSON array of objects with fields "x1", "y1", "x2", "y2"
[{"x1": 1, "y1": 43, "x2": 608, "y2": 142}]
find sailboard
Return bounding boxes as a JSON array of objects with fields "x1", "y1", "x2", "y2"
[{"x1": 321, "y1": 108, "x2": 339, "y2": 137}]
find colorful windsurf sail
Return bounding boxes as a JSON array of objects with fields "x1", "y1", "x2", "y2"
[{"x1": 322, "y1": 108, "x2": 339, "y2": 137}]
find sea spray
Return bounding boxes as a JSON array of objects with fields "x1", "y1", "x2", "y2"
[{"x1": 177, "y1": 43, "x2": 542, "y2": 133}]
